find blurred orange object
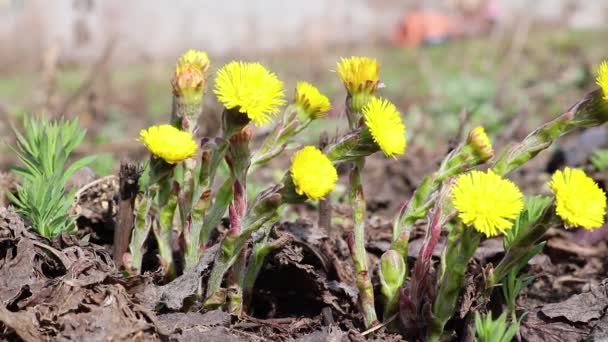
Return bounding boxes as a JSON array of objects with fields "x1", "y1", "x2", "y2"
[
  {"x1": 393, "y1": 11, "x2": 457, "y2": 48},
  {"x1": 393, "y1": 1, "x2": 500, "y2": 48}
]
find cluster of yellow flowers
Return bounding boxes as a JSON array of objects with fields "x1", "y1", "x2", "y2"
[
  {"x1": 139, "y1": 51, "x2": 411, "y2": 201},
  {"x1": 138, "y1": 50, "x2": 608, "y2": 228},
  {"x1": 453, "y1": 166, "x2": 606, "y2": 237}
]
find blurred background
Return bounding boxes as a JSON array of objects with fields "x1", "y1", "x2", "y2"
[{"x1": 1, "y1": 0, "x2": 607, "y2": 208}]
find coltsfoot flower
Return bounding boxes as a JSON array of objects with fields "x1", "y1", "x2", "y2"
[
  {"x1": 294, "y1": 81, "x2": 331, "y2": 119},
  {"x1": 214, "y1": 61, "x2": 285, "y2": 126},
  {"x1": 176, "y1": 49, "x2": 210, "y2": 74},
  {"x1": 290, "y1": 146, "x2": 338, "y2": 200},
  {"x1": 362, "y1": 97, "x2": 406, "y2": 158},
  {"x1": 467, "y1": 126, "x2": 493, "y2": 161},
  {"x1": 139, "y1": 125, "x2": 197, "y2": 164},
  {"x1": 549, "y1": 167, "x2": 607, "y2": 229},
  {"x1": 337, "y1": 56, "x2": 380, "y2": 95},
  {"x1": 452, "y1": 170, "x2": 524, "y2": 237},
  {"x1": 172, "y1": 50, "x2": 210, "y2": 101},
  {"x1": 596, "y1": 61, "x2": 608, "y2": 100}
]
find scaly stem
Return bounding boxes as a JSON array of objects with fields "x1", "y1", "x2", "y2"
[
  {"x1": 128, "y1": 192, "x2": 153, "y2": 274},
  {"x1": 428, "y1": 223, "x2": 481, "y2": 342},
  {"x1": 348, "y1": 158, "x2": 378, "y2": 328},
  {"x1": 184, "y1": 139, "x2": 228, "y2": 270},
  {"x1": 154, "y1": 187, "x2": 178, "y2": 279},
  {"x1": 205, "y1": 207, "x2": 280, "y2": 304}
]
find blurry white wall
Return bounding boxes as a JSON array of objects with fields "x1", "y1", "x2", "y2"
[{"x1": 0, "y1": 0, "x2": 606, "y2": 66}]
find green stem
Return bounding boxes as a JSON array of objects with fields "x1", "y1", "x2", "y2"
[
  {"x1": 348, "y1": 158, "x2": 378, "y2": 328},
  {"x1": 205, "y1": 208, "x2": 280, "y2": 305},
  {"x1": 184, "y1": 140, "x2": 228, "y2": 270},
  {"x1": 487, "y1": 209, "x2": 556, "y2": 290},
  {"x1": 154, "y1": 190, "x2": 178, "y2": 279},
  {"x1": 128, "y1": 193, "x2": 153, "y2": 274},
  {"x1": 429, "y1": 224, "x2": 481, "y2": 342}
]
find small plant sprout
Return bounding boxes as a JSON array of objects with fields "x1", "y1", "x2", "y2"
[
  {"x1": 590, "y1": 149, "x2": 608, "y2": 171},
  {"x1": 8, "y1": 117, "x2": 94, "y2": 237},
  {"x1": 475, "y1": 312, "x2": 520, "y2": 342}
]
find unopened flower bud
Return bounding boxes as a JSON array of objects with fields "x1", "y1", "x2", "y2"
[
  {"x1": 378, "y1": 250, "x2": 406, "y2": 299},
  {"x1": 294, "y1": 81, "x2": 331, "y2": 120},
  {"x1": 467, "y1": 126, "x2": 493, "y2": 162},
  {"x1": 172, "y1": 50, "x2": 210, "y2": 105}
]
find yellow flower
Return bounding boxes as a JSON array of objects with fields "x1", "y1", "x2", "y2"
[
  {"x1": 139, "y1": 125, "x2": 197, "y2": 164},
  {"x1": 467, "y1": 126, "x2": 494, "y2": 161},
  {"x1": 290, "y1": 146, "x2": 338, "y2": 200},
  {"x1": 176, "y1": 49, "x2": 210, "y2": 75},
  {"x1": 596, "y1": 61, "x2": 608, "y2": 100},
  {"x1": 452, "y1": 170, "x2": 524, "y2": 237},
  {"x1": 172, "y1": 50, "x2": 210, "y2": 102},
  {"x1": 337, "y1": 56, "x2": 380, "y2": 95},
  {"x1": 362, "y1": 97, "x2": 406, "y2": 158},
  {"x1": 294, "y1": 81, "x2": 331, "y2": 119},
  {"x1": 549, "y1": 167, "x2": 606, "y2": 229},
  {"x1": 214, "y1": 61, "x2": 285, "y2": 126}
]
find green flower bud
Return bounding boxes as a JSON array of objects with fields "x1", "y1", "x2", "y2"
[{"x1": 379, "y1": 250, "x2": 407, "y2": 300}]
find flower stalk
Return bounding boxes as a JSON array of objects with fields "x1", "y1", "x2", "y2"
[
  {"x1": 492, "y1": 89, "x2": 608, "y2": 177},
  {"x1": 153, "y1": 183, "x2": 179, "y2": 279},
  {"x1": 429, "y1": 222, "x2": 481, "y2": 342},
  {"x1": 127, "y1": 192, "x2": 153, "y2": 274},
  {"x1": 347, "y1": 158, "x2": 378, "y2": 328},
  {"x1": 183, "y1": 138, "x2": 228, "y2": 269}
]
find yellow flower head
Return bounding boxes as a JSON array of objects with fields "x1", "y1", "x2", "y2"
[
  {"x1": 214, "y1": 61, "x2": 286, "y2": 126},
  {"x1": 337, "y1": 56, "x2": 380, "y2": 95},
  {"x1": 172, "y1": 50, "x2": 210, "y2": 101},
  {"x1": 596, "y1": 61, "x2": 608, "y2": 101},
  {"x1": 549, "y1": 167, "x2": 606, "y2": 229},
  {"x1": 467, "y1": 126, "x2": 494, "y2": 161},
  {"x1": 139, "y1": 125, "x2": 198, "y2": 164},
  {"x1": 452, "y1": 170, "x2": 524, "y2": 237},
  {"x1": 290, "y1": 146, "x2": 338, "y2": 200},
  {"x1": 294, "y1": 81, "x2": 331, "y2": 119},
  {"x1": 176, "y1": 49, "x2": 210, "y2": 75},
  {"x1": 362, "y1": 97, "x2": 406, "y2": 158}
]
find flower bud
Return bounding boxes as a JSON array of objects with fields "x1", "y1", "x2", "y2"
[
  {"x1": 171, "y1": 50, "x2": 210, "y2": 105},
  {"x1": 294, "y1": 81, "x2": 331, "y2": 120},
  {"x1": 378, "y1": 250, "x2": 406, "y2": 299},
  {"x1": 467, "y1": 126, "x2": 493, "y2": 162}
]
